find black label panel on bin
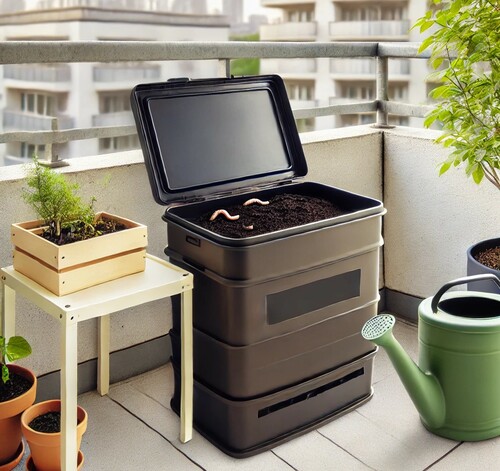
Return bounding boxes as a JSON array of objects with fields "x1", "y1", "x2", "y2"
[{"x1": 266, "y1": 270, "x2": 361, "y2": 325}]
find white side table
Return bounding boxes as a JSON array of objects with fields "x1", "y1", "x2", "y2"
[{"x1": 1, "y1": 253, "x2": 193, "y2": 471}]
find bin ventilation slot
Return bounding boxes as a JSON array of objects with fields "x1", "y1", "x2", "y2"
[
  {"x1": 266, "y1": 269, "x2": 361, "y2": 325},
  {"x1": 258, "y1": 367, "x2": 364, "y2": 418}
]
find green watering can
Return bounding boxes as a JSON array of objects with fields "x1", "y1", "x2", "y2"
[{"x1": 362, "y1": 274, "x2": 500, "y2": 441}]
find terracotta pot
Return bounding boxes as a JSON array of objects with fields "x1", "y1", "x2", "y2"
[
  {"x1": 0, "y1": 365, "x2": 37, "y2": 470},
  {"x1": 25, "y1": 450, "x2": 84, "y2": 471},
  {"x1": 21, "y1": 400, "x2": 88, "y2": 471}
]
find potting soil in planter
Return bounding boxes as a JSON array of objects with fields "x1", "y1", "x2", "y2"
[
  {"x1": 0, "y1": 373, "x2": 32, "y2": 402},
  {"x1": 132, "y1": 74, "x2": 385, "y2": 457},
  {"x1": 29, "y1": 412, "x2": 60, "y2": 433}
]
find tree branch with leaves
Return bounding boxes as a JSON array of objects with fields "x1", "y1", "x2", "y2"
[{"x1": 414, "y1": 0, "x2": 500, "y2": 191}]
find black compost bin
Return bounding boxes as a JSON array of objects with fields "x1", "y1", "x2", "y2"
[{"x1": 131, "y1": 74, "x2": 385, "y2": 457}]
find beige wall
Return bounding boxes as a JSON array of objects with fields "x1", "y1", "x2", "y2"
[
  {"x1": 383, "y1": 127, "x2": 499, "y2": 298},
  {"x1": 0, "y1": 125, "x2": 497, "y2": 376}
]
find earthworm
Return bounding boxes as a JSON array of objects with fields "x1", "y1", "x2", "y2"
[
  {"x1": 243, "y1": 224, "x2": 254, "y2": 231},
  {"x1": 243, "y1": 198, "x2": 269, "y2": 206},
  {"x1": 209, "y1": 209, "x2": 240, "y2": 221}
]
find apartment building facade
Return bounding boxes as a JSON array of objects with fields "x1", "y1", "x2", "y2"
[
  {"x1": 260, "y1": 0, "x2": 429, "y2": 130},
  {"x1": 0, "y1": 0, "x2": 228, "y2": 165}
]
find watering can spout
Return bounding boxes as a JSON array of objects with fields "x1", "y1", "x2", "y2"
[{"x1": 362, "y1": 314, "x2": 446, "y2": 430}]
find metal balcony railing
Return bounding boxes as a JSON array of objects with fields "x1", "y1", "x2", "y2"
[{"x1": 0, "y1": 40, "x2": 433, "y2": 165}]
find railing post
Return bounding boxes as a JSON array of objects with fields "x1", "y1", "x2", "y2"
[
  {"x1": 218, "y1": 59, "x2": 231, "y2": 78},
  {"x1": 40, "y1": 118, "x2": 69, "y2": 168},
  {"x1": 373, "y1": 56, "x2": 394, "y2": 129}
]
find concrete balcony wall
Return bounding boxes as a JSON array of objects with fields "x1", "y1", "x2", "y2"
[
  {"x1": 260, "y1": 58, "x2": 317, "y2": 75},
  {"x1": 0, "y1": 126, "x2": 497, "y2": 377},
  {"x1": 3, "y1": 109, "x2": 74, "y2": 130},
  {"x1": 331, "y1": 58, "x2": 410, "y2": 76},
  {"x1": 301, "y1": 126, "x2": 383, "y2": 202},
  {"x1": 4, "y1": 64, "x2": 71, "y2": 82},
  {"x1": 260, "y1": 22, "x2": 317, "y2": 41},
  {"x1": 329, "y1": 20, "x2": 411, "y2": 40},
  {"x1": 93, "y1": 64, "x2": 161, "y2": 82},
  {"x1": 92, "y1": 110, "x2": 135, "y2": 127},
  {"x1": 262, "y1": 0, "x2": 315, "y2": 5},
  {"x1": 383, "y1": 127, "x2": 499, "y2": 301}
]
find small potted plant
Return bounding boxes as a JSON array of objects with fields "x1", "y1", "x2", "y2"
[
  {"x1": 414, "y1": 0, "x2": 499, "y2": 292},
  {"x1": 0, "y1": 335, "x2": 35, "y2": 470},
  {"x1": 21, "y1": 399, "x2": 87, "y2": 471},
  {"x1": 11, "y1": 157, "x2": 148, "y2": 295}
]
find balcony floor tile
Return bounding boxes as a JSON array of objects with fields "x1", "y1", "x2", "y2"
[{"x1": 12, "y1": 319, "x2": 500, "y2": 470}]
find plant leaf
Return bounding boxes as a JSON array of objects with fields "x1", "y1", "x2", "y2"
[
  {"x1": 5, "y1": 336, "x2": 32, "y2": 362},
  {"x1": 1, "y1": 364, "x2": 9, "y2": 384}
]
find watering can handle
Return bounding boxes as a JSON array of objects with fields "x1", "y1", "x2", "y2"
[{"x1": 431, "y1": 274, "x2": 500, "y2": 313}]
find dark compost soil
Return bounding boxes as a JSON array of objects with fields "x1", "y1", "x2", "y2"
[
  {"x1": 28, "y1": 411, "x2": 83, "y2": 433},
  {"x1": 474, "y1": 246, "x2": 500, "y2": 271},
  {"x1": 197, "y1": 193, "x2": 346, "y2": 238},
  {"x1": 0, "y1": 371, "x2": 33, "y2": 402},
  {"x1": 42, "y1": 217, "x2": 127, "y2": 246},
  {"x1": 29, "y1": 412, "x2": 61, "y2": 433}
]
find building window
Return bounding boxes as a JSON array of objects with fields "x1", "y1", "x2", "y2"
[
  {"x1": 99, "y1": 135, "x2": 139, "y2": 153},
  {"x1": 295, "y1": 118, "x2": 315, "y2": 133},
  {"x1": 342, "y1": 83, "x2": 375, "y2": 100},
  {"x1": 340, "y1": 82, "x2": 408, "y2": 102},
  {"x1": 21, "y1": 92, "x2": 55, "y2": 115},
  {"x1": 341, "y1": 4, "x2": 407, "y2": 21},
  {"x1": 20, "y1": 143, "x2": 45, "y2": 159},
  {"x1": 286, "y1": 81, "x2": 314, "y2": 101},
  {"x1": 389, "y1": 116, "x2": 409, "y2": 126},
  {"x1": 286, "y1": 9, "x2": 314, "y2": 22},
  {"x1": 389, "y1": 84, "x2": 408, "y2": 101},
  {"x1": 99, "y1": 93, "x2": 131, "y2": 113}
]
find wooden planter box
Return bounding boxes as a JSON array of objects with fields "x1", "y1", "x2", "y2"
[{"x1": 11, "y1": 212, "x2": 147, "y2": 296}]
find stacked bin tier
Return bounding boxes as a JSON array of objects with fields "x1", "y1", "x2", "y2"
[
  {"x1": 169, "y1": 246, "x2": 381, "y2": 345},
  {"x1": 165, "y1": 182, "x2": 383, "y2": 283},
  {"x1": 171, "y1": 350, "x2": 376, "y2": 457},
  {"x1": 171, "y1": 300, "x2": 378, "y2": 398}
]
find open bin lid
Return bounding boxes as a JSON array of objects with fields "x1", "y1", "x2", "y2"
[{"x1": 131, "y1": 75, "x2": 308, "y2": 205}]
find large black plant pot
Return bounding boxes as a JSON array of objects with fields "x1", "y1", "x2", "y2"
[{"x1": 467, "y1": 237, "x2": 500, "y2": 294}]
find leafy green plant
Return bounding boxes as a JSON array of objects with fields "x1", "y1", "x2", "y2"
[
  {"x1": 22, "y1": 157, "x2": 97, "y2": 244},
  {"x1": 0, "y1": 336, "x2": 32, "y2": 384},
  {"x1": 414, "y1": 0, "x2": 500, "y2": 190}
]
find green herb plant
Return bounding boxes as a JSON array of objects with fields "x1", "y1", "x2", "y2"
[
  {"x1": 0, "y1": 336, "x2": 32, "y2": 384},
  {"x1": 414, "y1": 0, "x2": 500, "y2": 191},
  {"x1": 22, "y1": 157, "x2": 98, "y2": 244}
]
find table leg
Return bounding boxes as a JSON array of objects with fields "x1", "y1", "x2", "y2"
[
  {"x1": 180, "y1": 288, "x2": 193, "y2": 443},
  {"x1": 98, "y1": 314, "x2": 110, "y2": 395},
  {"x1": 61, "y1": 317, "x2": 78, "y2": 471},
  {"x1": 1, "y1": 282, "x2": 16, "y2": 339}
]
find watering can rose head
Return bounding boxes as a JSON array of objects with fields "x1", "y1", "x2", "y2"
[{"x1": 0, "y1": 335, "x2": 32, "y2": 384}]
